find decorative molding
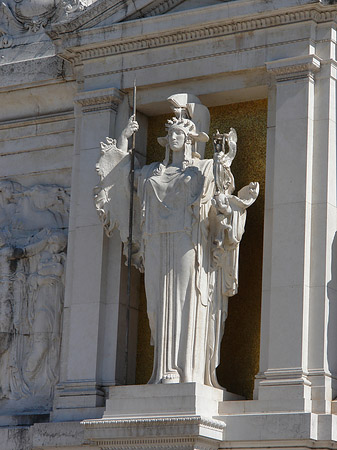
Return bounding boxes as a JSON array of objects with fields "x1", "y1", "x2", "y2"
[
  {"x1": 0, "y1": 110, "x2": 74, "y2": 129},
  {"x1": 258, "y1": 367, "x2": 312, "y2": 387},
  {"x1": 83, "y1": 415, "x2": 225, "y2": 430},
  {"x1": 62, "y1": 0, "x2": 86, "y2": 16},
  {"x1": 82, "y1": 37, "x2": 308, "y2": 79},
  {"x1": 266, "y1": 55, "x2": 321, "y2": 81},
  {"x1": 83, "y1": 416, "x2": 223, "y2": 450},
  {"x1": 263, "y1": 367, "x2": 310, "y2": 378},
  {"x1": 53, "y1": 4, "x2": 337, "y2": 65},
  {"x1": 89, "y1": 437, "x2": 218, "y2": 450},
  {"x1": 308, "y1": 368, "x2": 335, "y2": 378},
  {"x1": 74, "y1": 87, "x2": 124, "y2": 113}
]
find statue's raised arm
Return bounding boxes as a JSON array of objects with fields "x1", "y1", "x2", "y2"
[{"x1": 94, "y1": 117, "x2": 142, "y2": 270}]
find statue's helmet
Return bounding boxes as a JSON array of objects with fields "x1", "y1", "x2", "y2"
[{"x1": 157, "y1": 117, "x2": 209, "y2": 148}]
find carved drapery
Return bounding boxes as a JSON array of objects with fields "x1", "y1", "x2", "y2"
[{"x1": 0, "y1": 180, "x2": 70, "y2": 409}]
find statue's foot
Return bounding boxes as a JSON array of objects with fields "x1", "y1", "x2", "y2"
[{"x1": 162, "y1": 372, "x2": 180, "y2": 384}]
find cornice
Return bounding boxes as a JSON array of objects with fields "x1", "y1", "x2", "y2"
[
  {"x1": 83, "y1": 416, "x2": 223, "y2": 449},
  {"x1": 86, "y1": 439, "x2": 218, "y2": 450},
  {"x1": 86, "y1": 437, "x2": 218, "y2": 450},
  {"x1": 81, "y1": 37, "x2": 307, "y2": 80},
  {"x1": 57, "y1": 4, "x2": 337, "y2": 64},
  {"x1": 82, "y1": 415, "x2": 225, "y2": 430}
]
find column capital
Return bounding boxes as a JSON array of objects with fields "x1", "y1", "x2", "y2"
[
  {"x1": 266, "y1": 55, "x2": 321, "y2": 82},
  {"x1": 74, "y1": 87, "x2": 124, "y2": 113}
]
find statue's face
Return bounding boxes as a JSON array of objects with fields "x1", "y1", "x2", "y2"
[{"x1": 168, "y1": 127, "x2": 186, "y2": 152}]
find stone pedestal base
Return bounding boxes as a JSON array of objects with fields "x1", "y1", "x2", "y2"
[
  {"x1": 82, "y1": 383, "x2": 229, "y2": 450},
  {"x1": 104, "y1": 383, "x2": 239, "y2": 418}
]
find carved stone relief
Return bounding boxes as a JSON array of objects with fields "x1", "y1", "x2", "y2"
[
  {"x1": 0, "y1": 0, "x2": 88, "y2": 48},
  {"x1": 0, "y1": 180, "x2": 69, "y2": 409}
]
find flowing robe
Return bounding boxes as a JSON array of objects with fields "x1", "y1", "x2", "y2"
[
  {"x1": 137, "y1": 159, "x2": 225, "y2": 386},
  {"x1": 94, "y1": 141, "x2": 257, "y2": 387}
]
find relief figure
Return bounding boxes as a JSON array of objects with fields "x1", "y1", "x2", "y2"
[{"x1": 0, "y1": 181, "x2": 69, "y2": 405}]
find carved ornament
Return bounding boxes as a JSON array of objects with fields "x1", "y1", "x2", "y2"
[
  {"x1": 266, "y1": 55, "x2": 321, "y2": 82},
  {"x1": 48, "y1": 0, "x2": 186, "y2": 38},
  {"x1": 83, "y1": 415, "x2": 225, "y2": 430},
  {"x1": 0, "y1": 31, "x2": 13, "y2": 49},
  {"x1": 0, "y1": 0, "x2": 88, "y2": 48},
  {"x1": 75, "y1": 87, "x2": 124, "y2": 113},
  {"x1": 83, "y1": 416, "x2": 224, "y2": 450}
]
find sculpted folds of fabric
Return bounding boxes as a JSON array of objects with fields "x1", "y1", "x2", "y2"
[
  {"x1": 95, "y1": 94, "x2": 259, "y2": 388},
  {"x1": 0, "y1": 180, "x2": 69, "y2": 409}
]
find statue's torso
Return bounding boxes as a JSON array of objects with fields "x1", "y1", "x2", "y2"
[{"x1": 141, "y1": 159, "x2": 212, "y2": 236}]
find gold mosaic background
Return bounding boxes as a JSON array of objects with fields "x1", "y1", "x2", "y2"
[{"x1": 135, "y1": 99, "x2": 267, "y2": 399}]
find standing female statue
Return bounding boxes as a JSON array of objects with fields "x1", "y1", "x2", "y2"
[{"x1": 94, "y1": 94, "x2": 259, "y2": 388}]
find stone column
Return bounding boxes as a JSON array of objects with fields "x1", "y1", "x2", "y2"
[
  {"x1": 307, "y1": 30, "x2": 337, "y2": 414},
  {"x1": 255, "y1": 55, "x2": 321, "y2": 412},
  {"x1": 52, "y1": 87, "x2": 125, "y2": 421}
]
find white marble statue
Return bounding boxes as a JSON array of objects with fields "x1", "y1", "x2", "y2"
[{"x1": 95, "y1": 94, "x2": 259, "y2": 387}]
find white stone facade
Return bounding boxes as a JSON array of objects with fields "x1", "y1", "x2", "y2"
[{"x1": 1, "y1": 0, "x2": 337, "y2": 448}]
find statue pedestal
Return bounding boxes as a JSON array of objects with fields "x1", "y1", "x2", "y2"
[{"x1": 82, "y1": 383, "x2": 234, "y2": 450}]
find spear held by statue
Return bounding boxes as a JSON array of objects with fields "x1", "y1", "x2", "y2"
[{"x1": 125, "y1": 80, "x2": 137, "y2": 384}]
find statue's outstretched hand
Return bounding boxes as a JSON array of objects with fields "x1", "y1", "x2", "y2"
[
  {"x1": 235, "y1": 181, "x2": 259, "y2": 207},
  {"x1": 248, "y1": 182, "x2": 259, "y2": 200}
]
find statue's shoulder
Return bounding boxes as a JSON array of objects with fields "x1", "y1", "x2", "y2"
[
  {"x1": 141, "y1": 161, "x2": 160, "y2": 174},
  {"x1": 139, "y1": 161, "x2": 161, "y2": 181},
  {"x1": 194, "y1": 158, "x2": 213, "y2": 174}
]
